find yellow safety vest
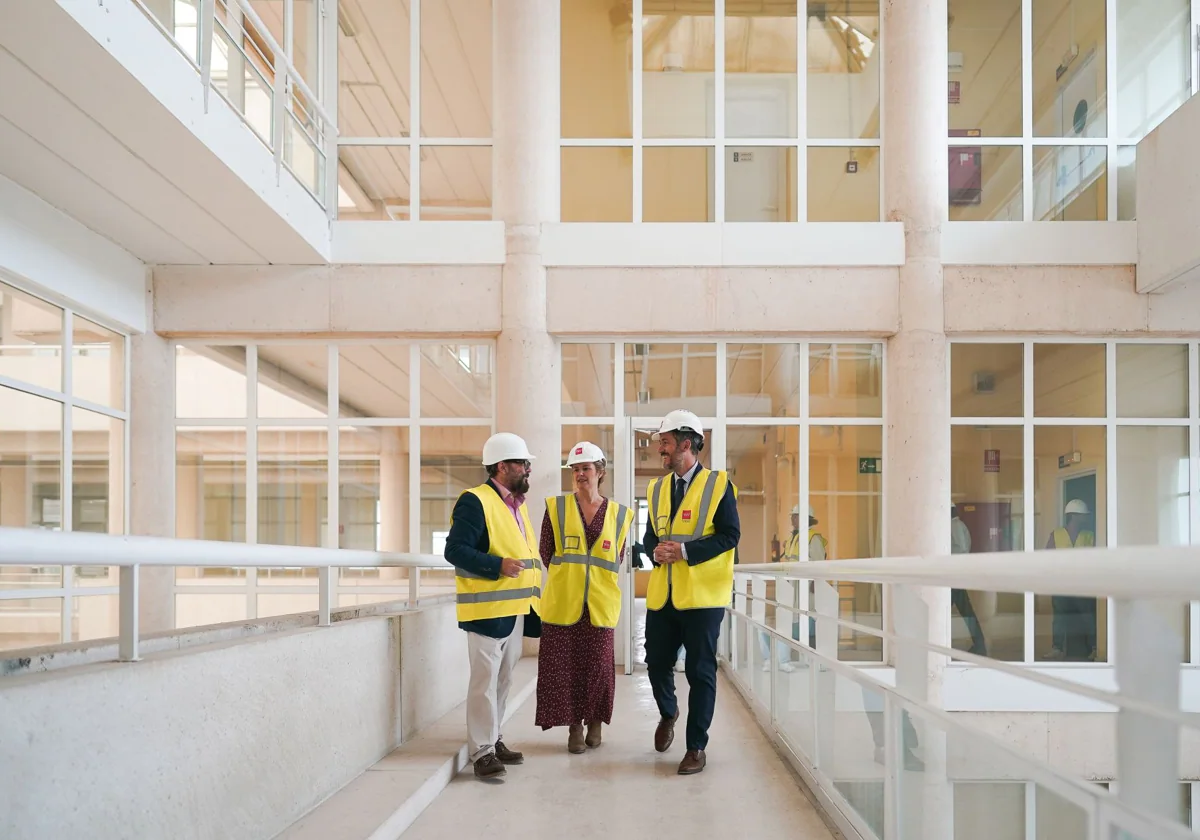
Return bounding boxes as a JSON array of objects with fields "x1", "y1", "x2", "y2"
[
  {"x1": 1052, "y1": 528, "x2": 1095, "y2": 549},
  {"x1": 453, "y1": 484, "x2": 542, "y2": 622},
  {"x1": 782, "y1": 529, "x2": 826, "y2": 562},
  {"x1": 646, "y1": 468, "x2": 738, "y2": 611},
  {"x1": 542, "y1": 496, "x2": 633, "y2": 628},
  {"x1": 782, "y1": 531, "x2": 801, "y2": 562}
]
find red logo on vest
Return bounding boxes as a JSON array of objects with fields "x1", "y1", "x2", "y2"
[
  {"x1": 602, "y1": 540, "x2": 611, "y2": 550},
  {"x1": 681, "y1": 510, "x2": 692, "y2": 520}
]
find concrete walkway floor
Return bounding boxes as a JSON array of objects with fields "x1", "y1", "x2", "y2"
[{"x1": 402, "y1": 670, "x2": 837, "y2": 839}]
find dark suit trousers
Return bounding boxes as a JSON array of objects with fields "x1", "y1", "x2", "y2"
[{"x1": 645, "y1": 598, "x2": 724, "y2": 751}]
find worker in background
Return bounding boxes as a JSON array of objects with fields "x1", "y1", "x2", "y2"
[
  {"x1": 535, "y1": 441, "x2": 633, "y2": 754},
  {"x1": 1045, "y1": 499, "x2": 1096, "y2": 661},
  {"x1": 643, "y1": 409, "x2": 740, "y2": 776},
  {"x1": 950, "y1": 505, "x2": 987, "y2": 657},
  {"x1": 443, "y1": 432, "x2": 543, "y2": 781},
  {"x1": 759, "y1": 504, "x2": 827, "y2": 671}
]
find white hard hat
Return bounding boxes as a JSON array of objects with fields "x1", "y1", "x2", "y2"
[
  {"x1": 481, "y1": 432, "x2": 535, "y2": 467},
  {"x1": 564, "y1": 441, "x2": 606, "y2": 467},
  {"x1": 790, "y1": 504, "x2": 816, "y2": 518},
  {"x1": 1064, "y1": 499, "x2": 1090, "y2": 516},
  {"x1": 652, "y1": 409, "x2": 704, "y2": 441}
]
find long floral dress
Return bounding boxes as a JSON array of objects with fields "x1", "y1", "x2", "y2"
[{"x1": 534, "y1": 497, "x2": 620, "y2": 729}]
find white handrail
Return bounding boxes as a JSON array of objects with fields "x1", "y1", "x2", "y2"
[
  {"x1": 736, "y1": 544, "x2": 1200, "y2": 600},
  {"x1": 0, "y1": 528, "x2": 450, "y2": 663},
  {"x1": 0, "y1": 527, "x2": 448, "y2": 569},
  {"x1": 730, "y1": 553, "x2": 1193, "y2": 839},
  {"x1": 230, "y1": 0, "x2": 336, "y2": 132}
]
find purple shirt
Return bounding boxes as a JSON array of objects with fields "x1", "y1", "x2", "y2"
[{"x1": 490, "y1": 479, "x2": 527, "y2": 539}]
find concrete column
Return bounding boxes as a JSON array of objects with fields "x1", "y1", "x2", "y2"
[
  {"x1": 378, "y1": 428, "x2": 408, "y2": 584},
  {"x1": 493, "y1": 0, "x2": 560, "y2": 521},
  {"x1": 494, "y1": 0, "x2": 560, "y2": 656},
  {"x1": 129, "y1": 286, "x2": 175, "y2": 633},
  {"x1": 883, "y1": 1, "x2": 952, "y2": 837}
]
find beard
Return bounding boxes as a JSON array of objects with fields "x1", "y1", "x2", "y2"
[{"x1": 512, "y1": 474, "x2": 531, "y2": 496}]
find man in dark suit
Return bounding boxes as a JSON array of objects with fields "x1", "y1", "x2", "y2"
[{"x1": 643, "y1": 409, "x2": 740, "y2": 775}]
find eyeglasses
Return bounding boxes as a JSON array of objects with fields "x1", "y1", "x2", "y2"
[{"x1": 502, "y1": 459, "x2": 532, "y2": 470}]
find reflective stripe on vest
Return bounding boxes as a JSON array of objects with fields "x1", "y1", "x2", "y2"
[
  {"x1": 653, "y1": 469, "x2": 721, "y2": 543},
  {"x1": 457, "y1": 586, "x2": 542, "y2": 604},
  {"x1": 454, "y1": 484, "x2": 542, "y2": 622},
  {"x1": 542, "y1": 496, "x2": 631, "y2": 628}
]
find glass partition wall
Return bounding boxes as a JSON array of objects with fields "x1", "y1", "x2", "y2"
[
  {"x1": 947, "y1": 0, "x2": 1196, "y2": 221},
  {"x1": 951, "y1": 339, "x2": 1198, "y2": 665},
  {"x1": 0, "y1": 279, "x2": 129, "y2": 652},
  {"x1": 173, "y1": 341, "x2": 494, "y2": 626},
  {"x1": 563, "y1": 340, "x2": 886, "y2": 662}
]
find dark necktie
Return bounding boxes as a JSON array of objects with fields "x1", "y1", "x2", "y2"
[{"x1": 671, "y1": 477, "x2": 686, "y2": 520}]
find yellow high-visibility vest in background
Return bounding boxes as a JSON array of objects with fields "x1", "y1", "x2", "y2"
[
  {"x1": 542, "y1": 495, "x2": 633, "y2": 628},
  {"x1": 1052, "y1": 528, "x2": 1095, "y2": 549},
  {"x1": 454, "y1": 484, "x2": 542, "y2": 622},
  {"x1": 645, "y1": 467, "x2": 738, "y2": 611}
]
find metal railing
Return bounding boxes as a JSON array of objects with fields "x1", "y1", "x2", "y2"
[
  {"x1": 132, "y1": 0, "x2": 337, "y2": 215},
  {"x1": 0, "y1": 527, "x2": 449, "y2": 663},
  {"x1": 725, "y1": 548, "x2": 1198, "y2": 840}
]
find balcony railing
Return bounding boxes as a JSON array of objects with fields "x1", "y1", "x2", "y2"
[
  {"x1": 0, "y1": 527, "x2": 449, "y2": 662},
  {"x1": 726, "y1": 548, "x2": 1198, "y2": 840},
  {"x1": 131, "y1": 0, "x2": 337, "y2": 215}
]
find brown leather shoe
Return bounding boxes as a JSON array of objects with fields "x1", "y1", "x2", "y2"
[
  {"x1": 585, "y1": 721, "x2": 602, "y2": 748},
  {"x1": 494, "y1": 740, "x2": 524, "y2": 765},
  {"x1": 678, "y1": 749, "x2": 706, "y2": 775},
  {"x1": 568, "y1": 724, "x2": 586, "y2": 754},
  {"x1": 474, "y1": 753, "x2": 507, "y2": 780},
  {"x1": 654, "y1": 711, "x2": 679, "y2": 753}
]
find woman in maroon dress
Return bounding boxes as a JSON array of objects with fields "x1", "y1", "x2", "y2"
[{"x1": 535, "y1": 442, "x2": 630, "y2": 753}]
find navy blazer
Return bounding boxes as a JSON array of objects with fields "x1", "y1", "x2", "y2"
[
  {"x1": 642, "y1": 466, "x2": 741, "y2": 569},
  {"x1": 443, "y1": 480, "x2": 542, "y2": 640}
]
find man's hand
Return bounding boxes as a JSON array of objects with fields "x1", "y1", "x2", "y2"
[
  {"x1": 500, "y1": 558, "x2": 525, "y2": 578},
  {"x1": 654, "y1": 541, "x2": 684, "y2": 564}
]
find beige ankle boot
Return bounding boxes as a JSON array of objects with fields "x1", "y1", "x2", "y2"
[{"x1": 585, "y1": 721, "x2": 602, "y2": 748}]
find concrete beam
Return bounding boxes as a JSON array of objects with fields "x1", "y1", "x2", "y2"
[
  {"x1": 547, "y1": 267, "x2": 901, "y2": 335},
  {"x1": 153, "y1": 265, "x2": 503, "y2": 336}
]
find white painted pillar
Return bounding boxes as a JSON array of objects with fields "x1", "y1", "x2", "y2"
[
  {"x1": 494, "y1": 0, "x2": 560, "y2": 656},
  {"x1": 883, "y1": 0, "x2": 952, "y2": 837},
  {"x1": 129, "y1": 283, "x2": 176, "y2": 634},
  {"x1": 493, "y1": 0, "x2": 560, "y2": 528}
]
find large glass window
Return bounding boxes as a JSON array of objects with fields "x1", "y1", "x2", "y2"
[
  {"x1": 948, "y1": 0, "x2": 1195, "y2": 220},
  {"x1": 567, "y1": 340, "x2": 884, "y2": 662},
  {"x1": 951, "y1": 425, "x2": 1026, "y2": 661},
  {"x1": 561, "y1": 0, "x2": 881, "y2": 221},
  {"x1": 952, "y1": 340, "x2": 1199, "y2": 665},
  {"x1": 173, "y1": 342, "x2": 494, "y2": 625},
  {"x1": 337, "y1": 0, "x2": 492, "y2": 220},
  {"x1": 0, "y1": 279, "x2": 128, "y2": 651}
]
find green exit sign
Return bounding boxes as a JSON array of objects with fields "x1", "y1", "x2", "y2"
[{"x1": 858, "y1": 458, "x2": 881, "y2": 475}]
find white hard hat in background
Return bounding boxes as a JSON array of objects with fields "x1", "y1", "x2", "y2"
[
  {"x1": 564, "y1": 441, "x2": 606, "y2": 467},
  {"x1": 1064, "y1": 499, "x2": 1090, "y2": 516},
  {"x1": 790, "y1": 504, "x2": 816, "y2": 518},
  {"x1": 481, "y1": 432, "x2": 535, "y2": 466},
  {"x1": 652, "y1": 409, "x2": 704, "y2": 441}
]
